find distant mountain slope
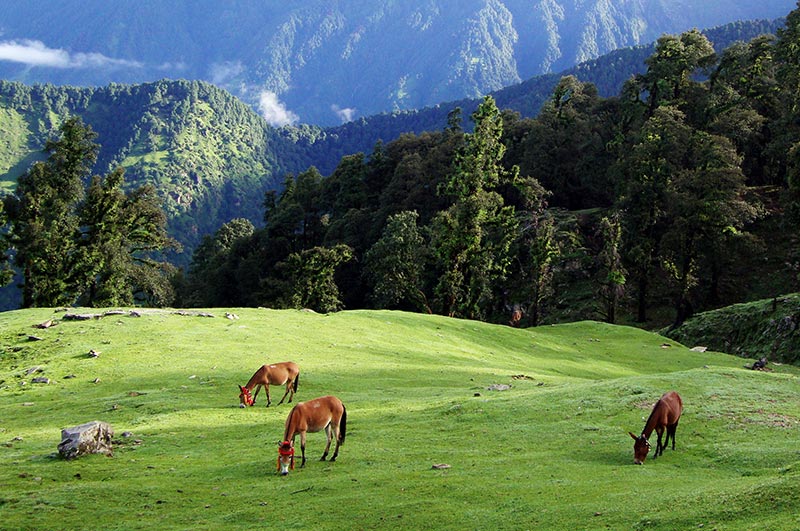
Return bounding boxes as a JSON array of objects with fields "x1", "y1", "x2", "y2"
[
  {"x1": 0, "y1": 79, "x2": 313, "y2": 258},
  {"x1": 0, "y1": 0, "x2": 795, "y2": 125},
  {"x1": 303, "y1": 17, "x2": 785, "y2": 174}
]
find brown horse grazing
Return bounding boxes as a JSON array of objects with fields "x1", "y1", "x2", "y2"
[
  {"x1": 278, "y1": 395, "x2": 346, "y2": 475},
  {"x1": 238, "y1": 362, "x2": 299, "y2": 407},
  {"x1": 629, "y1": 391, "x2": 683, "y2": 464}
]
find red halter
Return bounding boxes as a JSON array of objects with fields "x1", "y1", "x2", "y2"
[
  {"x1": 240, "y1": 387, "x2": 254, "y2": 406},
  {"x1": 277, "y1": 441, "x2": 295, "y2": 471}
]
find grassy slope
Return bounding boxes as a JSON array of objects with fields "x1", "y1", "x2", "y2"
[
  {"x1": 665, "y1": 293, "x2": 800, "y2": 365},
  {"x1": 0, "y1": 308, "x2": 798, "y2": 530}
]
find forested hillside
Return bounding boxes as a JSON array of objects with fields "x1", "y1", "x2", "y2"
[
  {"x1": 2, "y1": 7, "x2": 800, "y2": 342},
  {"x1": 0, "y1": 0, "x2": 793, "y2": 125},
  {"x1": 175, "y1": 9, "x2": 800, "y2": 335},
  {"x1": 0, "y1": 80, "x2": 316, "y2": 255}
]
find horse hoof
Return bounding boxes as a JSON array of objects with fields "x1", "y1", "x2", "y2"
[
  {"x1": 280, "y1": 471, "x2": 288, "y2": 476},
  {"x1": 239, "y1": 404, "x2": 246, "y2": 408}
]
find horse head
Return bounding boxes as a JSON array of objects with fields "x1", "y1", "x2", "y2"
[
  {"x1": 277, "y1": 441, "x2": 295, "y2": 475},
  {"x1": 239, "y1": 385, "x2": 254, "y2": 407},
  {"x1": 629, "y1": 431, "x2": 651, "y2": 464}
]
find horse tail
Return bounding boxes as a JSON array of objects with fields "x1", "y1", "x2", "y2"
[
  {"x1": 339, "y1": 405, "x2": 347, "y2": 445},
  {"x1": 293, "y1": 373, "x2": 299, "y2": 393}
]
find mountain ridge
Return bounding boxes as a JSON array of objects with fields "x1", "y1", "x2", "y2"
[{"x1": 0, "y1": 0, "x2": 794, "y2": 124}]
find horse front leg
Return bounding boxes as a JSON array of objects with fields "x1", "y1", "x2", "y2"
[
  {"x1": 654, "y1": 428, "x2": 664, "y2": 458},
  {"x1": 251, "y1": 385, "x2": 262, "y2": 406},
  {"x1": 320, "y1": 424, "x2": 332, "y2": 461},
  {"x1": 299, "y1": 432, "x2": 307, "y2": 467}
]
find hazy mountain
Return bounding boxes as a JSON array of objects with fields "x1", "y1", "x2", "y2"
[{"x1": 0, "y1": 0, "x2": 795, "y2": 125}]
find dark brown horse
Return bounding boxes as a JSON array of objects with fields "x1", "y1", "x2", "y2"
[
  {"x1": 629, "y1": 391, "x2": 683, "y2": 464},
  {"x1": 238, "y1": 362, "x2": 299, "y2": 407},
  {"x1": 278, "y1": 395, "x2": 346, "y2": 475}
]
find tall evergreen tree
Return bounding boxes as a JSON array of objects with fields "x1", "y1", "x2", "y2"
[
  {"x1": 431, "y1": 96, "x2": 518, "y2": 319},
  {"x1": 281, "y1": 244, "x2": 353, "y2": 313},
  {"x1": 4, "y1": 117, "x2": 97, "y2": 307},
  {"x1": 364, "y1": 210, "x2": 430, "y2": 313},
  {"x1": 79, "y1": 168, "x2": 180, "y2": 306},
  {"x1": 0, "y1": 200, "x2": 13, "y2": 287}
]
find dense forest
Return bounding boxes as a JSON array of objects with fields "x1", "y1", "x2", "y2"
[
  {"x1": 176, "y1": 10, "x2": 800, "y2": 329},
  {"x1": 2, "y1": 8, "x2": 800, "y2": 329}
]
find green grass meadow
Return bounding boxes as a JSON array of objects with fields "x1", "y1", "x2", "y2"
[{"x1": 1, "y1": 308, "x2": 798, "y2": 530}]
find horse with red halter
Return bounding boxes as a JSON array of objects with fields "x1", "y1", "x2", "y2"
[
  {"x1": 238, "y1": 362, "x2": 299, "y2": 407},
  {"x1": 278, "y1": 395, "x2": 346, "y2": 475},
  {"x1": 628, "y1": 391, "x2": 683, "y2": 464}
]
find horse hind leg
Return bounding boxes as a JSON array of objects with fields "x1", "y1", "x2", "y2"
[
  {"x1": 668, "y1": 422, "x2": 679, "y2": 450},
  {"x1": 277, "y1": 381, "x2": 292, "y2": 405},
  {"x1": 320, "y1": 424, "x2": 333, "y2": 461},
  {"x1": 330, "y1": 425, "x2": 341, "y2": 462}
]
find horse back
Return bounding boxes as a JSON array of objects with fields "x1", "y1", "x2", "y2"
[
  {"x1": 658, "y1": 391, "x2": 683, "y2": 424},
  {"x1": 286, "y1": 396, "x2": 344, "y2": 436},
  {"x1": 250, "y1": 361, "x2": 299, "y2": 386}
]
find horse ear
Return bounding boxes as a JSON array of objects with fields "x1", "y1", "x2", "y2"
[{"x1": 628, "y1": 431, "x2": 638, "y2": 440}]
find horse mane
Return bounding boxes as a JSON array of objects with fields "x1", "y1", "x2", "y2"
[
  {"x1": 244, "y1": 365, "x2": 264, "y2": 389},
  {"x1": 641, "y1": 403, "x2": 661, "y2": 438},
  {"x1": 283, "y1": 405, "x2": 297, "y2": 441}
]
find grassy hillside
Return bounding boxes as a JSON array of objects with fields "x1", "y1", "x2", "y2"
[
  {"x1": 1, "y1": 309, "x2": 798, "y2": 530},
  {"x1": 664, "y1": 293, "x2": 800, "y2": 365}
]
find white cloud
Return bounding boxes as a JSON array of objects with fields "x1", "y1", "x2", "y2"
[
  {"x1": 257, "y1": 90, "x2": 299, "y2": 126},
  {"x1": 209, "y1": 61, "x2": 244, "y2": 85},
  {"x1": 331, "y1": 104, "x2": 357, "y2": 123},
  {"x1": 0, "y1": 39, "x2": 142, "y2": 69}
]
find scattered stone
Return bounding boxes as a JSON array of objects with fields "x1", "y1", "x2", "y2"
[
  {"x1": 487, "y1": 384, "x2": 512, "y2": 391},
  {"x1": 690, "y1": 346, "x2": 708, "y2": 352},
  {"x1": 34, "y1": 319, "x2": 55, "y2": 329},
  {"x1": 27, "y1": 335, "x2": 44, "y2": 341},
  {"x1": 660, "y1": 343, "x2": 672, "y2": 349},
  {"x1": 511, "y1": 374, "x2": 535, "y2": 380},
  {"x1": 63, "y1": 313, "x2": 100, "y2": 321},
  {"x1": 63, "y1": 374, "x2": 76, "y2": 379},
  {"x1": 121, "y1": 431, "x2": 134, "y2": 438},
  {"x1": 25, "y1": 366, "x2": 41, "y2": 375},
  {"x1": 57, "y1": 421, "x2": 114, "y2": 460},
  {"x1": 92, "y1": 378, "x2": 101, "y2": 384},
  {"x1": 225, "y1": 312, "x2": 239, "y2": 320},
  {"x1": 88, "y1": 350, "x2": 100, "y2": 358},
  {"x1": 431, "y1": 463, "x2": 451, "y2": 469},
  {"x1": 31, "y1": 377, "x2": 51, "y2": 384},
  {"x1": 750, "y1": 357, "x2": 769, "y2": 371}
]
